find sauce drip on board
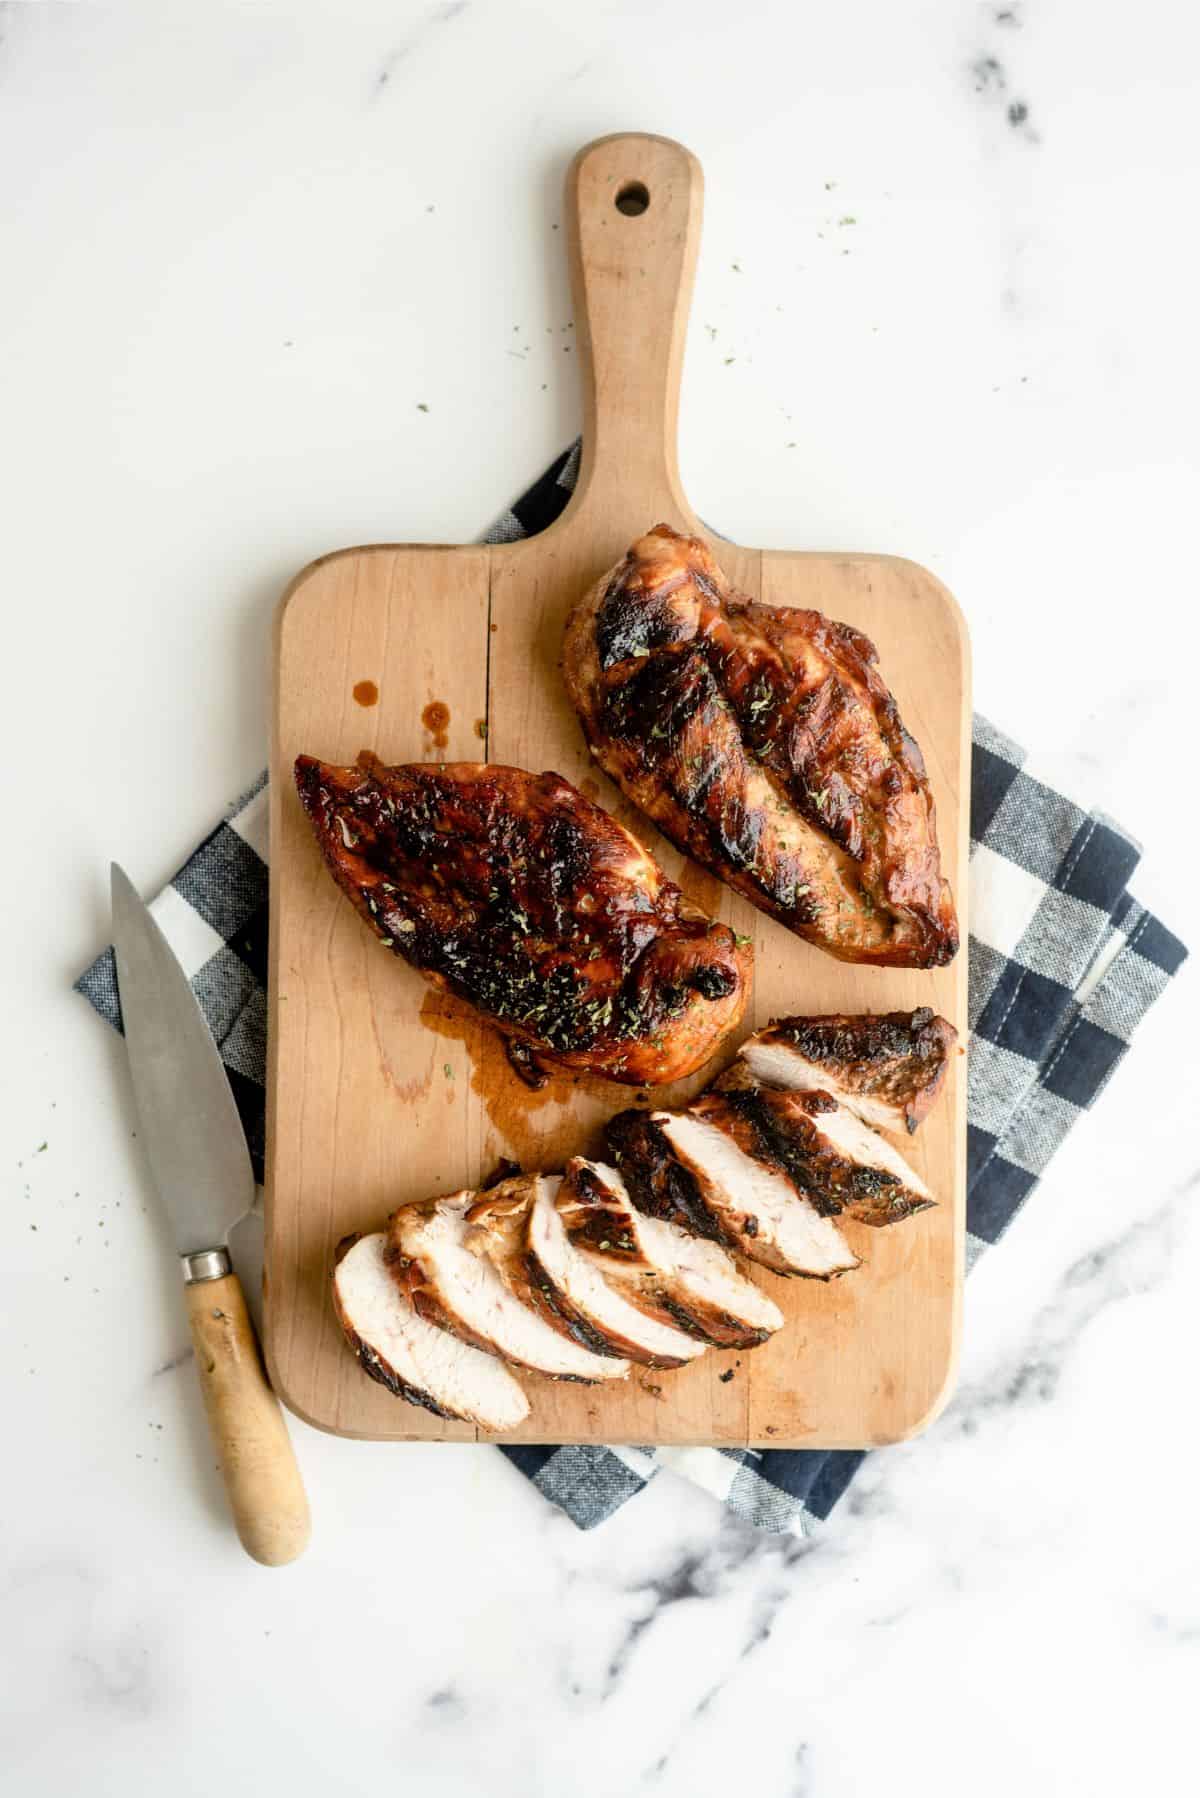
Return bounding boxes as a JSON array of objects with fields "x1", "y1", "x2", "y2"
[{"x1": 421, "y1": 700, "x2": 450, "y2": 749}]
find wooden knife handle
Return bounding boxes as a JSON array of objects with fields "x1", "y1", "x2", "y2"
[
  {"x1": 563, "y1": 131, "x2": 705, "y2": 536},
  {"x1": 185, "y1": 1272, "x2": 311, "y2": 1566}
]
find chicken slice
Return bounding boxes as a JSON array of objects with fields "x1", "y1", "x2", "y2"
[
  {"x1": 738, "y1": 1008, "x2": 956, "y2": 1135},
  {"x1": 705, "y1": 1070, "x2": 934, "y2": 1227},
  {"x1": 388, "y1": 1188, "x2": 627, "y2": 1381},
  {"x1": 333, "y1": 1233, "x2": 530, "y2": 1431},
  {"x1": 558, "y1": 1158, "x2": 784, "y2": 1347},
  {"x1": 519, "y1": 1175, "x2": 708, "y2": 1367},
  {"x1": 606, "y1": 1108, "x2": 860, "y2": 1279}
]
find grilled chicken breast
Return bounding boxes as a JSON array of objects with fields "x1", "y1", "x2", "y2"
[
  {"x1": 607, "y1": 1107, "x2": 861, "y2": 1278},
  {"x1": 738, "y1": 1009, "x2": 956, "y2": 1135},
  {"x1": 333, "y1": 1233, "x2": 530, "y2": 1430},
  {"x1": 558, "y1": 1158, "x2": 784, "y2": 1347},
  {"x1": 518, "y1": 1175, "x2": 708, "y2": 1367},
  {"x1": 387, "y1": 1189, "x2": 627, "y2": 1381},
  {"x1": 704, "y1": 1070, "x2": 934, "y2": 1227},
  {"x1": 562, "y1": 524, "x2": 958, "y2": 968},
  {"x1": 295, "y1": 753, "x2": 749, "y2": 1086}
]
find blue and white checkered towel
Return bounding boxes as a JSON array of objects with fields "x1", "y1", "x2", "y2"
[{"x1": 77, "y1": 445, "x2": 1187, "y2": 1534}]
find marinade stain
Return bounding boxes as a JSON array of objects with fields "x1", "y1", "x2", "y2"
[{"x1": 422, "y1": 700, "x2": 451, "y2": 749}]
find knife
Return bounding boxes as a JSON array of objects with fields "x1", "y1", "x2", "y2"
[{"x1": 111, "y1": 863, "x2": 311, "y2": 1566}]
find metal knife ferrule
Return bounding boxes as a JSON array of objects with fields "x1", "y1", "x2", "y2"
[{"x1": 181, "y1": 1246, "x2": 233, "y2": 1284}]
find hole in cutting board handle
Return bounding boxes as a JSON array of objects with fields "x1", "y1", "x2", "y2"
[{"x1": 614, "y1": 180, "x2": 650, "y2": 216}]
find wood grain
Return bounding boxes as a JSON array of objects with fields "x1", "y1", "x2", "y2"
[
  {"x1": 186, "y1": 1272, "x2": 311, "y2": 1564},
  {"x1": 266, "y1": 133, "x2": 970, "y2": 1448}
]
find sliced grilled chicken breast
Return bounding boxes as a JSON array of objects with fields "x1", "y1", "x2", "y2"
[
  {"x1": 333, "y1": 1233, "x2": 530, "y2": 1430},
  {"x1": 521, "y1": 1175, "x2": 708, "y2": 1367},
  {"x1": 706, "y1": 1070, "x2": 934, "y2": 1227},
  {"x1": 738, "y1": 1008, "x2": 956, "y2": 1135},
  {"x1": 558, "y1": 1158, "x2": 784, "y2": 1347},
  {"x1": 607, "y1": 1108, "x2": 860, "y2": 1279},
  {"x1": 387, "y1": 1189, "x2": 627, "y2": 1381}
]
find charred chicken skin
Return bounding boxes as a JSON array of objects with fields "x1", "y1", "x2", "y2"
[
  {"x1": 561, "y1": 524, "x2": 958, "y2": 968},
  {"x1": 606, "y1": 1103, "x2": 861, "y2": 1278},
  {"x1": 737, "y1": 1009, "x2": 957, "y2": 1135},
  {"x1": 295, "y1": 753, "x2": 750, "y2": 1086},
  {"x1": 704, "y1": 1068, "x2": 935, "y2": 1228},
  {"x1": 557, "y1": 1157, "x2": 785, "y2": 1345}
]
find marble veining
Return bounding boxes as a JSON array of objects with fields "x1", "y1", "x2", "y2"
[
  {"x1": 969, "y1": 31, "x2": 1040, "y2": 142},
  {"x1": 950, "y1": 1174, "x2": 1188, "y2": 1425},
  {"x1": 372, "y1": 0, "x2": 470, "y2": 98}
]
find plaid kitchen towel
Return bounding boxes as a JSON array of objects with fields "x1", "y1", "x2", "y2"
[{"x1": 76, "y1": 443, "x2": 1187, "y2": 1535}]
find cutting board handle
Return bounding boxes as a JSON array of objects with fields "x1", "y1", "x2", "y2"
[{"x1": 561, "y1": 133, "x2": 704, "y2": 539}]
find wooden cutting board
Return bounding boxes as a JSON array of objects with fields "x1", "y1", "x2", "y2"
[{"x1": 266, "y1": 133, "x2": 970, "y2": 1448}]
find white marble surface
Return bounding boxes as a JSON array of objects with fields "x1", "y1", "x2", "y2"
[{"x1": 3, "y1": 3, "x2": 1198, "y2": 1792}]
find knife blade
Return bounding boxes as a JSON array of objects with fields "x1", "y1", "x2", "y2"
[
  {"x1": 111, "y1": 863, "x2": 310, "y2": 1566},
  {"x1": 111, "y1": 864, "x2": 255, "y2": 1260}
]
